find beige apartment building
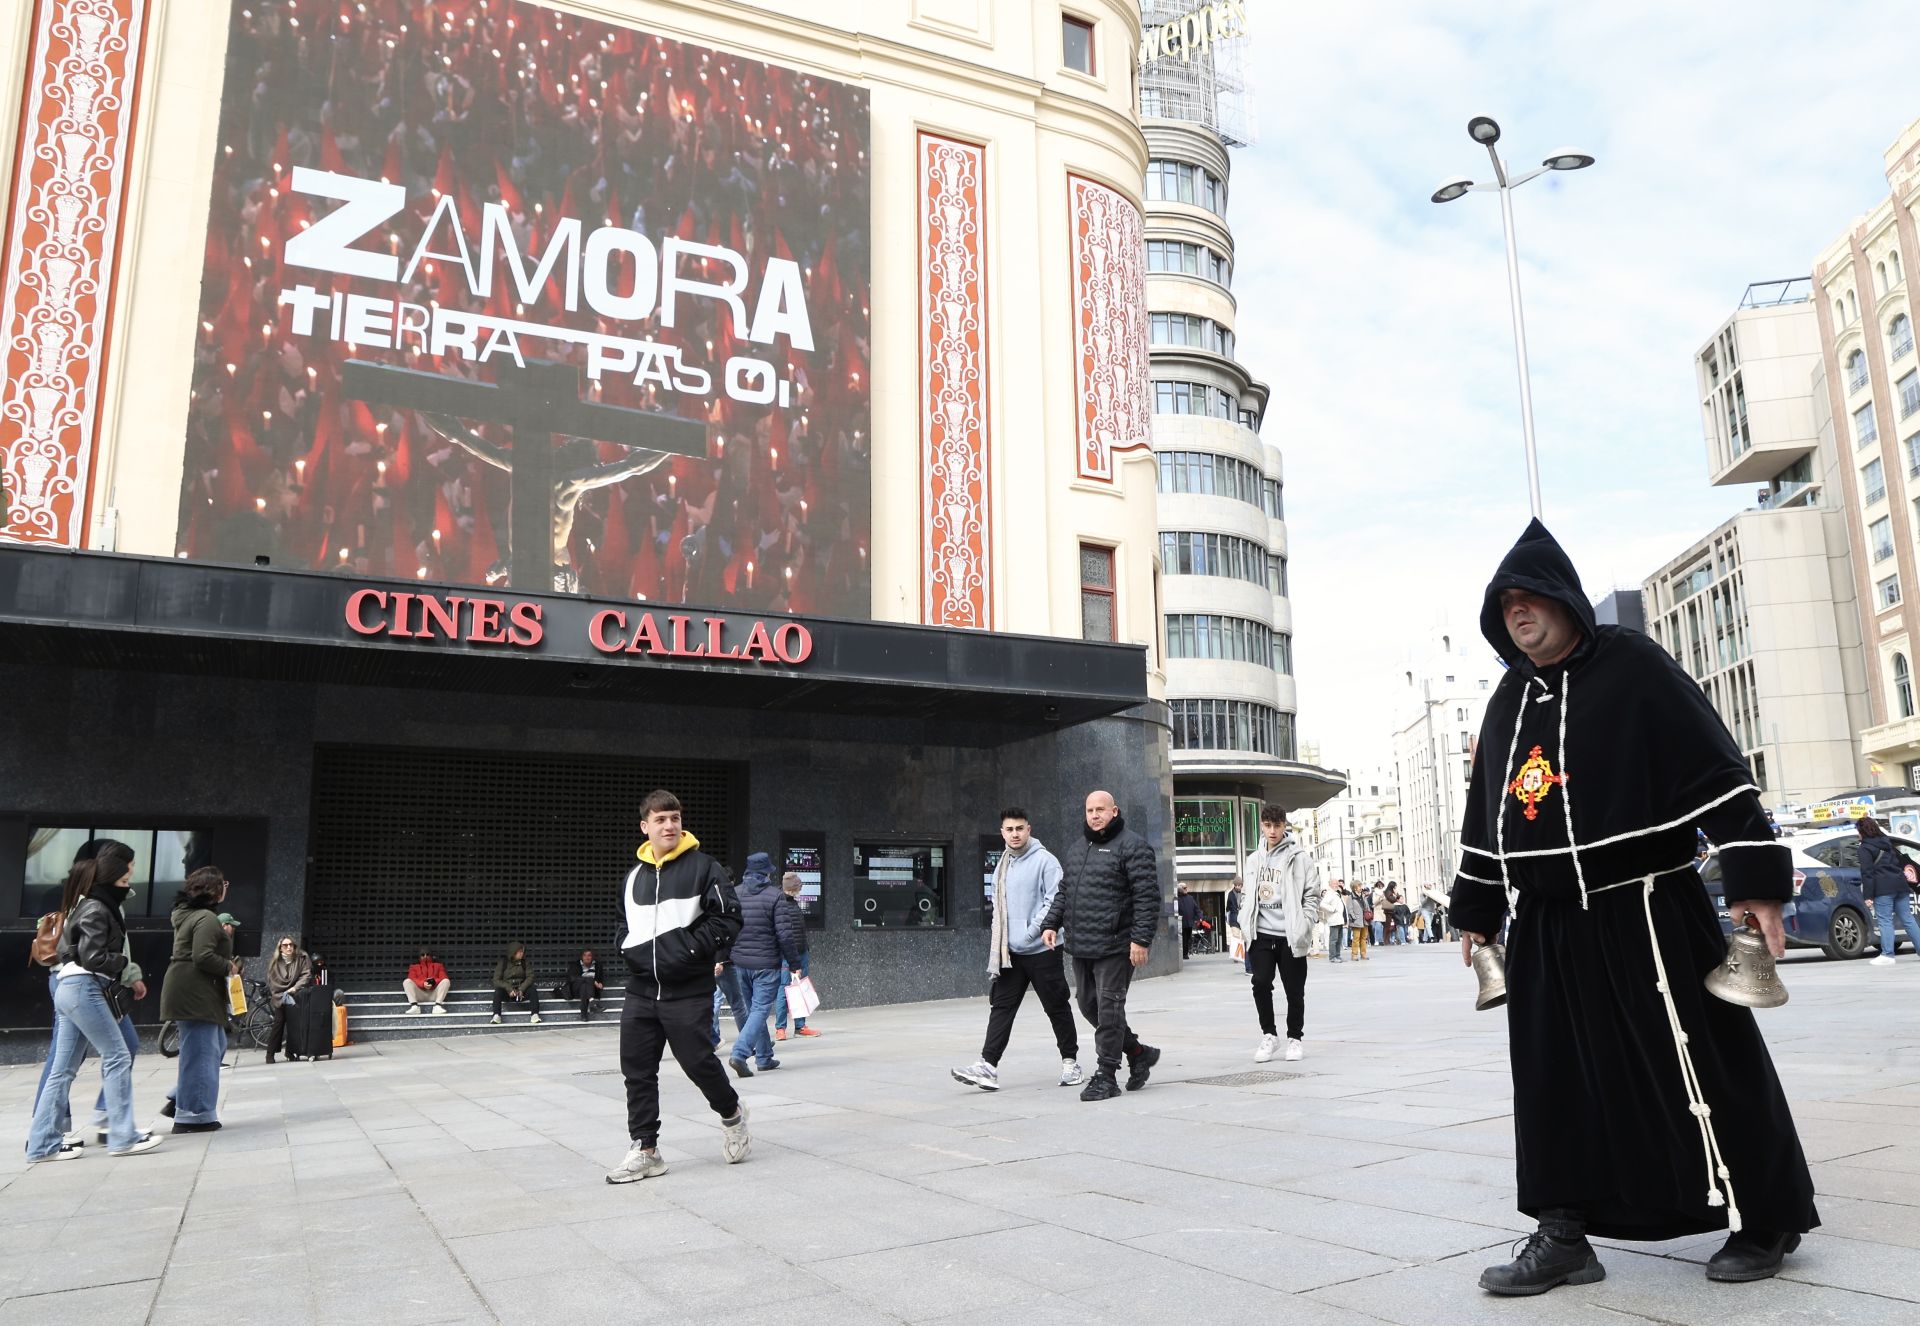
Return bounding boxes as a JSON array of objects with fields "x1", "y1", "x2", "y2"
[
  {"x1": 1811, "y1": 116, "x2": 1920, "y2": 790},
  {"x1": 1643, "y1": 282, "x2": 1871, "y2": 809}
]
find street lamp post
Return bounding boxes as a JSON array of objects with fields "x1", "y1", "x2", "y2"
[{"x1": 1431, "y1": 117, "x2": 1594, "y2": 520}]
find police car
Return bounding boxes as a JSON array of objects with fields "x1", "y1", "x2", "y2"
[{"x1": 1700, "y1": 830, "x2": 1920, "y2": 960}]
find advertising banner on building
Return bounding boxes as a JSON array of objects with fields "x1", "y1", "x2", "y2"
[{"x1": 179, "y1": 0, "x2": 871, "y2": 615}]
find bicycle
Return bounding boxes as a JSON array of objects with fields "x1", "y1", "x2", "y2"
[{"x1": 159, "y1": 976, "x2": 273, "y2": 1058}]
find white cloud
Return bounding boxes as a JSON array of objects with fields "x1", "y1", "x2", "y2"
[{"x1": 1230, "y1": 0, "x2": 1920, "y2": 768}]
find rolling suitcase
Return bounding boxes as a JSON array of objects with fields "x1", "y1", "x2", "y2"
[{"x1": 286, "y1": 986, "x2": 334, "y2": 1060}]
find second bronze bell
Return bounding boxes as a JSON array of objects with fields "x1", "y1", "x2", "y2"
[
  {"x1": 1473, "y1": 941, "x2": 1508, "y2": 1011},
  {"x1": 1705, "y1": 924, "x2": 1788, "y2": 1009}
]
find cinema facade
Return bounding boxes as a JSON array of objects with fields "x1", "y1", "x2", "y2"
[{"x1": 0, "y1": 0, "x2": 1175, "y2": 1041}]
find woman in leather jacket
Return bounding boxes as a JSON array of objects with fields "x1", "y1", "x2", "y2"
[{"x1": 25, "y1": 844, "x2": 163, "y2": 1160}]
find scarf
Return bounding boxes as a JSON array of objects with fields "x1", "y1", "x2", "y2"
[{"x1": 987, "y1": 843, "x2": 1021, "y2": 976}]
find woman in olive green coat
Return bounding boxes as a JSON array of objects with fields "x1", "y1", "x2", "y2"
[{"x1": 159, "y1": 867, "x2": 236, "y2": 1131}]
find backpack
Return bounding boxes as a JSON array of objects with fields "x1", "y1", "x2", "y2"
[{"x1": 29, "y1": 910, "x2": 65, "y2": 968}]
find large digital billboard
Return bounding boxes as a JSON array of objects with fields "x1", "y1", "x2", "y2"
[{"x1": 179, "y1": 0, "x2": 871, "y2": 615}]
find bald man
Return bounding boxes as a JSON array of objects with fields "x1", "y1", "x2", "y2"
[{"x1": 1040, "y1": 791, "x2": 1163, "y2": 1101}]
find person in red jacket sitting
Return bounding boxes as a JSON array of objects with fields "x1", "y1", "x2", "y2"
[{"x1": 404, "y1": 948, "x2": 450, "y2": 1015}]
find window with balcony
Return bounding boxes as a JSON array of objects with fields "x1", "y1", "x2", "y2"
[
  {"x1": 1159, "y1": 531, "x2": 1272, "y2": 588},
  {"x1": 1908, "y1": 433, "x2": 1920, "y2": 479},
  {"x1": 1899, "y1": 369, "x2": 1920, "y2": 419},
  {"x1": 1864, "y1": 457, "x2": 1887, "y2": 505},
  {"x1": 1146, "y1": 159, "x2": 1227, "y2": 217},
  {"x1": 1149, "y1": 313, "x2": 1234, "y2": 358},
  {"x1": 1168, "y1": 698, "x2": 1293, "y2": 758},
  {"x1": 1154, "y1": 379, "x2": 1236, "y2": 418},
  {"x1": 1061, "y1": 14, "x2": 1095, "y2": 74},
  {"x1": 1263, "y1": 479, "x2": 1284, "y2": 519},
  {"x1": 1156, "y1": 452, "x2": 1270, "y2": 510},
  {"x1": 1856, "y1": 402, "x2": 1880, "y2": 449},
  {"x1": 1079, "y1": 544, "x2": 1114, "y2": 641},
  {"x1": 1892, "y1": 314, "x2": 1914, "y2": 363},
  {"x1": 1269, "y1": 554, "x2": 1288, "y2": 596},
  {"x1": 1165, "y1": 613, "x2": 1274, "y2": 666},
  {"x1": 1898, "y1": 653, "x2": 1915, "y2": 719},
  {"x1": 1880, "y1": 574, "x2": 1904, "y2": 613},
  {"x1": 1848, "y1": 349, "x2": 1869, "y2": 394},
  {"x1": 1871, "y1": 515, "x2": 1895, "y2": 562},
  {"x1": 1273, "y1": 631, "x2": 1292, "y2": 674}
]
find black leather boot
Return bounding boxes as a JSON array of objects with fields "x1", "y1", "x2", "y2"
[
  {"x1": 1479, "y1": 1211, "x2": 1605, "y2": 1297},
  {"x1": 1706, "y1": 1230, "x2": 1801, "y2": 1282}
]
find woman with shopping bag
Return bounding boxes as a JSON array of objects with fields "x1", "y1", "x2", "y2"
[{"x1": 159, "y1": 867, "x2": 237, "y2": 1133}]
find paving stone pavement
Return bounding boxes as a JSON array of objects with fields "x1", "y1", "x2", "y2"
[{"x1": 3, "y1": 943, "x2": 1916, "y2": 1324}]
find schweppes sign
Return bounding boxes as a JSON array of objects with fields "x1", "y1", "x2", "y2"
[{"x1": 1140, "y1": 1, "x2": 1250, "y2": 65}]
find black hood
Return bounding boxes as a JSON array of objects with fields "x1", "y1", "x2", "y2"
[{"x1": 1479, "y1": 519, "x2": 1598, "y2": 667}]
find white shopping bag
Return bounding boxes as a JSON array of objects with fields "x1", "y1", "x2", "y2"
[{"x1": 785, "y1": 975, "x2": 821, "y2": 1019}]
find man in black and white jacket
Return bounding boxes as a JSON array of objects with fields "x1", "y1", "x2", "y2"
[{"x1": 606, "y1": 789, "x2": 751, "y2": 1184}]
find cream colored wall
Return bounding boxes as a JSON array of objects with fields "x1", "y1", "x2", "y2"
[{"x1": 19, "y1": 0, "x2": 1157, "y2": 682}]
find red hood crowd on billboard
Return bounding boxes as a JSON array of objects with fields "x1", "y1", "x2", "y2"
[{"x1": 179, "y1": 0, "x2": 872, "y2": 614}]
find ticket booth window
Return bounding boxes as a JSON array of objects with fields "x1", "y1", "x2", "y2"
[{"x1": 852, "y1": 843, "x2": 949, "y2": 928}]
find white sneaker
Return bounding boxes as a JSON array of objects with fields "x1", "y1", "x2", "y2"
[
  {"x1": 61, "y1": 1130, "x2": 85, "y2": 1149},
  {"x1": 30, "y1": 1144, "x2": 83, "y2": 1163},
  {"x1": 1284, "y1": 1039, "x2": 1304, "y2": 1062},
  {"x1": 1870, "y1": 954, "x2": 1896, "y2": 967},
  {"x1": 530, "y1": 1014, "x2": 543, "y2": 1025},
  {"x1": 109, "y1": 1133, "x2": 163, "y2": 1157},
  {"x1": 1254, "y1": 1034, "x2": 1279, "y2": 1063},
  {"x1": 951, "y1": 1059, "x2": 999, "y2": 1091},
  {"x1": 604, "y1": 1142, "x2": 668, "y2": 1184},
  {"x1": 432, "y1": 1005, "x2": 449, "y2": 1015},
  {"x1": 1059, "y1": 1058, "x2": 1085, "y2": 1087},
  {"x1": 721, "y1": 1104, "x2": 751, "y2": 1164},
  {"x1": 489, "y1": 1014, "x2": 502, "y2": 1024},
  {"x1": 405, "y1": 1005, "x2": 422, "y2": 1015}
]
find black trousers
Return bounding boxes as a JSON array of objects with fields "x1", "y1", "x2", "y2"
[
  {"x1": 981, "y1": 949, "x2": 1079, "y2": 1065},
  {"x1": 1248, "y1": 934, "x2": 1307, "y2": 1040},
  {"x1": 1182, "y1": 925, "x2": 1197, "y2": 957},
  {"x1": 568, "y1": 976, "x2": 603, "y2": 1016},
  {"x1": 267, "y1": 998, "x2": 289, "y2": 1055},
  {"x1": 492, "y1": 989, "x2": 541, "y2": 1016},
  {"x1": 1072, "y1": 952, "x2": 1143, "y2": 1074},
  {"x1": 620, "y1": 987, "x2": 740, "y2": 1148}
]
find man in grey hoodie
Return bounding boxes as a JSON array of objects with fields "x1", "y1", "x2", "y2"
[
  {"x1": 952, "y1": 808, "x2": 1084, "y2": 1091},
  {"x1": 1237, "y1": 804, "x2": 1322, "y2": 1063}
]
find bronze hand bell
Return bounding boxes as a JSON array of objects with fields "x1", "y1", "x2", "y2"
[
  {"x1": 1705, "y1": 913, "x2": 1788, "y2": 1009},
  {"x1": 1472, "y1": 941, "x2": 1508, "y2": 1011}
]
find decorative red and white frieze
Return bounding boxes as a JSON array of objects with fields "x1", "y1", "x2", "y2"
[
  {"x1": 0, "y1": 0, "x2": 148, "y2": 547},
  {"x1": 1068, "y1": 174, "x2": 1152, "y2": 483},
  {"x1": 918, "y1": 131, "x2": 992, "y2": 629}
]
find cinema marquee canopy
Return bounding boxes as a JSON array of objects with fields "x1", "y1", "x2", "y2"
[{"x1": 0, "y1": 546, "x2": 1147, "y2": 728}]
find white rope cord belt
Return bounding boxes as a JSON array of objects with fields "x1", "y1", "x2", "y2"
[{"x1": 1638, "y1": 873, "x2": 1742, "y2": 1230}]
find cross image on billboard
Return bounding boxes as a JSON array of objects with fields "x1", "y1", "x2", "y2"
[{"x1": 179, "y1": 0, "x2": 871, "y2": 615}]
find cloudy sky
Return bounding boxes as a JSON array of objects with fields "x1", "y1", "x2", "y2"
[{"x1": 1227, "y1": 0, "x2": 1920, "y2": 771}]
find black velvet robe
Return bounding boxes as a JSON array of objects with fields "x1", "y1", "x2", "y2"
[{"x1": 1450, "y1": 521, "x2": 1818, "y2": 1241}]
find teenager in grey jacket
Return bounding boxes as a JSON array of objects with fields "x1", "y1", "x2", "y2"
[
  {"x1": 952, "y1": 808, "x2": 1084, "y2": 1091},
  {"x1": 1238, "y1": 804, "x2": 1322, "y2": 1063}
]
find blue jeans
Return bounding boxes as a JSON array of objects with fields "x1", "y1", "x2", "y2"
[
  {"x1": 1370, "y1": 920, "x2": 1384, "y2": 947},
  {"x1": 27, "y1": 976, "x2": 138, "y2": 1157},
  {"x1": 171, "y1": 1020, "x2": 227, "y2": 1124},
  {"x1": 710, "y1": 967, "x2": 748, "y2": 1048},
  {"x1": 1328, "y1": 924, "x2": 1347, "y2": 960},
  {"x1": 775, "y1": 953, "x2": 810, "y2": 1030},
  {"x1": 1874, "y1": 892, "x2": 1920, "y2": 957},
  {"x1": 31, "y1": 970, "x2": 133, "y2": 1132},
  {"x1": 729, "y1": 968, "x2": 782, "y2": 1066}
]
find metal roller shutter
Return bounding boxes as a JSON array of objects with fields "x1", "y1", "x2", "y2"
[{"x1": 308, "y1": 745, "x2": 741, "y2": 988}]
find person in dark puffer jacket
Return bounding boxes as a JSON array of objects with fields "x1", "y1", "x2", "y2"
[
  {"x1": 606, "y1": 789, "x2": 750, "y2": 1185},
  {"x1": 1041, "y1": 790, "x2": 1163, "y2": 1102},
  {"x1": 726, "y1": 852, "x2": 805, "y2": 1074}
]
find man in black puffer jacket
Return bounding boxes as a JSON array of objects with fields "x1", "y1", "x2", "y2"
[
  {"x1": 726, "y1": 852, "x2": 805, "y2": 1075},
  {"x1": 1041, "y1": 791, "x2": 1163, "y2": 1101},
  {"x1": 606, "y1": 790, "x2": 750, "y2": 1185}
]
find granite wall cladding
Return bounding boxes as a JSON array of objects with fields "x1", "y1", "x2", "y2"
[{"x1": 0, "y1": 661, "x2": 1174, "y2": 1036}]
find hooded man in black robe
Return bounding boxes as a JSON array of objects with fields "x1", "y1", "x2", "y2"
[{"x1": 1450, "y1": 520, "x2": 1817, "y2": 1296}]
